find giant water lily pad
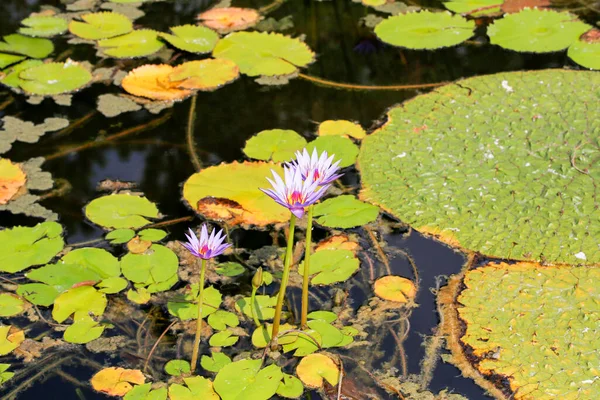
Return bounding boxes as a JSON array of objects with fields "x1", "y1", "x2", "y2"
[
  {"x1": 313, "y1": 195, "x2": 379, "y2": 228},
  {"x1": 85, "y1": 193, "x2": 159, "y2": 229},
  {"x1": 18, "y1": 61, "x2": 92, "y2": 95},
  {"x1": 487, "y1": 9, "x2": 591, "y2": 52},
  {"x1": 375, "y1": 11, "x2": 475, "y2": 49},
  {"x1": 183, "y1": 161, "x2": 289, "y2": 227},
  {"x1": 0, "y1": 34, "x2": 53, "y2": 58},
  {"x1": 159, "y1": 25, "x2": 219, "y2": 54},
  {"x1": 243, "y1": 129, "x2": 307, "y2": 162},
  {"x1": 298, "y1": 249, "x2": 360, "y2": 285},
  {"x1": 213, "y1": 32, "x2": 314, "y2": 77},
  {"x1": 1, "y1": 222, "x2": 64, "y2": 273},
  {"x1": 359, "y1": 69, "x2": 600, "y2": 264},
  {"x1": 441, "y1": 261, "x2": 600, "y2": 398},
  {"x1": 69, "y1": 12, "x2": 133, "y2": 40},
  {"x1": 19, "y1": 15, "x2": 68, "y2": 37},
  {"x1": 98, "y1": 30, "x2": 164, "y2": 58},
  {"x1": 213, "y1": 359, "x2": 282, "y2": 400}
]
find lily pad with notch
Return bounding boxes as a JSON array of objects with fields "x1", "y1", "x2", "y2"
[
  {"x1": 85, "y1": 193, "x2": 160, "y2": 229},
  {"x1": 69, "y1": 11, "x2": 133, "y2": 40},
  {"x1": 159, "y1": 25, "x2": 219, "y2": 54},
  {"x1": 243, "y1": 129, "x2": 307, "y2": 162},
  {"x1": 1, "y1": 221, "x2": 64, "y2": 273},
  {"x1": 98, "y1": 29, "x2": 164, "y2": 58},
  {"x1": 313, "y1": 195, "x2": 379, "y2": 229},
  {"x1": 19, "y1": 15, "x2": 68, "y2": 37},
  {"x1": 298, "y1": 249, "x2": 360, "y2": 285}
]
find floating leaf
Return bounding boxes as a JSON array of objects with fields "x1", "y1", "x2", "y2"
[
  {"x1": 201, "y1": 351, "x2": 232, "y2": 373},
  {"x1": 165, "y1": 360, "x2": 191, "y2": 376},
  {"x1": 298, "y1": 250, "x2": 360, "y2": 285},
  {"x1": 0, "y1": 159, "x2": 26, "y2": 205},
  {"x1": 19, "y1": 15, "x2": 68, "y2": 37},
  {"x1": 305, "y1": 136, "x2": 359, "y2": 168},
  {"x1": 0, "y1": 326, "x2": 25, "y2": 356},
  {"x1": 1, "y1": 221, "x2": 64, "y2": 273},
  {"x1": 214, "y1": 359, "x2": 283, "y2": 400},
  {"x1": 169, "y1": 376, "x2": 219, "y2": 400},
  {"x1": 97, "y1": 276, "x2": 128, "y2": 294},
  {"x1": 168, "y1": 285, "x2": 221, "y2": 320},
  {"x1": 317, "y1": 120, "x2": 366, "y2": 139},
  {"x1": 18, "y1": 61, "x2": 92, "y2": 95},
  {"x1": 296, "y1": 353, "x2": 339, "y2": 389},
  {"x1": 62, "y1": 248, "x2": 121, "y2": 278},
  {"x1": 487, "y1": 9, "x2": 591, "y2": 52},
  {"x1": 235, "y1": 295, "x2": 279, "y2": 320},
  {"x1": 281, "y1": 329, "x2": 322, "y2": 356},
  {"x1": 69, "y1": 12, "x2": 133, "y2": 40},
  {"x1": 307, "y1": 319, "x2": 345, "y2": 348},
  {"x1": 52, "y1": 286, "x2": 107, "y2": 323},
  {"x1": 64, "y1": 312, "x2": 105, "y2": 343},
  {"x1": 568, "y1": 36, "x2": 600, "y2": 70},
  {"x1": 197, "y1": 7, "x2": 261, "y2": 34},
  {"x1": 169, "y1": 59, "x2": 239, "y2": 91},
  {"x1": 208, "y1": 310, "x2": 240, "y2": 330},
  {"x1": 277, "y1": 374, "x2": 304, "y2": 399},
  {"x1": 98, "y1": 30, "x2": 164, "y2": 58},
  {"x1": 373, "y1": 276, "x2": 416, "y2": 303},
  {"x1": 313, "y1": 195, "x2": 379, "y2": 228},
  {"x1": 127, "y1": 287, "x2": 151, "y2": 304},
  {"x1": 213, "y1": 32, "x2": 314, "y2": 77},
  {"x1": 0, "y1": 60, "x2": 43, "y2": 89},
  {"x1": 0, "y1": 53, "x2": 25, "y2": 69},
  {"x1": 307, "y1": 310, "x2": 337, "y2": 323},
  {"x1": 97, "y1": 93, "x2": 143, "y2": 117},
  {"x1": 375, "y1": 11, "x2": 475, "y2": 49},
  {"x1": 106, "y1": 228, "x2": 136, "y2": 244},
  {"x1": 124, "y1": 384, "x2": 168, "y2": 400},
  {"x1": 0, "y1": 294, "x2": 27, "y2": 317},
  {"x1": 159, "y1": 25, "x2": 219, "y2": 53},
  {"x1": 359, "y1": 69, "x2": 600, "y2": 263},
  {"x1": 209, "y1": 330, "x2": 239, "y2": 347},
  {"x1": 16, "y1": 283, "x2": 59, "y2": 306},
  {"x1": 316, "y1": 234, "x2": 359, "y2": 253},
  {"x1": 127, "y1": 237, "x2": 152, "y2": 253},
  {"x1": 91, "y1": 367, "x2": 145, "y2": 397},
  {"x1": 243, "y1": 129, "x2": 307, "y2": 162},
  {"x1": 214, "y1": 262, "x2": 245, "y2": 276},
  {"x1": 251, "y1": 323, "x2": 296, "y2": 348},
  {"x1": 85, "y1": 193, "x2": 159, "y2": 229},
  {"x1": 183, "y1": 161, "x2": 289, "y2": 227},
  {"x1": 0, "y1": 34, "x2": 53, "y2": 58},
  {"x1": 0, "y1": 364, "x2": 14, "y2": 385},
  {"x1": 121, "y1": 64, "x2": 192, "y2": 101},
  {"x1": 138, "y1": 228, "x2": 167, "y2": 242},
  {"x1": 442, "y1": 0, "x2": 502, "y2": 16},
  {"x1": 121, "y1": 244, "x2": 178, "y2": 291},
  {"x1": 0, "y1": 116, "x2": 68, "y2": 154}
]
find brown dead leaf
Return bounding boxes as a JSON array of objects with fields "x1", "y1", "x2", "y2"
[
  {"x1": 0, "y1": 159, "x2": 27, "y2": 205},
  {"x1": 196, "y1": 196, "x2": 245, "y2": 225},
  {"x1": 121, "y1": 64, "x2": 192, "y2": 101},
  {"x1": 127, "y1": 236, "x2": 152, "y2": 254},
  {"x1": 97, "y1": 179, "x2": 137, "y2": 192},
  {"x1": 582, "y1": 28, "x2": 600, "y2": 44},
  {"x1": 14, "y1": 337, "x2": 63, "y2": 363},
  {"x1": 91, "y1": 367, "x2": 145, "y2": 397},
  {"x1": 197, "y1": 7, "x2": 261, "y2": 33}
]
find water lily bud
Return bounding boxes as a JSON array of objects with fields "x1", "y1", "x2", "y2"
[{"x1": 252, "y1": 267, "x2": 264, "y2": 289}]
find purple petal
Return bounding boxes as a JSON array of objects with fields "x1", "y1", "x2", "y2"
[{"x1": 291, "y1": 207, "x2": 305, "y2": 219}]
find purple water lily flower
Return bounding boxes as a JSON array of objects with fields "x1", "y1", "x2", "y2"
[
  {"x1": 289, "y1": 148, "x2": 343, "y2": 186},
  {"x1": 260, "y1": 165, "x2": 329, "y2": 219},
  {"x1": 182, "y1": 225, "x2": 231, "y2": 260}
]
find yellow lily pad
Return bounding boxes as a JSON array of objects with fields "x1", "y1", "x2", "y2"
[
  {"x1": 296, "y1": 353, "x2": 339, "y2": 389},
  {"x1": 317, "y1": 120, "x2": 366, "y2": 139},
  {"x1": 373, "y1": 275, "x2": 416, "y2": 303},
  {"x1": 91, "y1": 367, "x2": 145, "y2": 397}
]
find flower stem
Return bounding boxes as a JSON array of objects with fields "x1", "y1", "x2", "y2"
[
  {"x1": 250, "y1": 286, "x2": 261, "y2": 328},
  {"x1": 190, "y1": 258, "x2": 207, "y2": 373},
  {"x1": 300, "y1": 205, "x2": 314, "y2": 328},
  {"x1": 270, "y1": 213, "x2": 296, "y2": 349}
]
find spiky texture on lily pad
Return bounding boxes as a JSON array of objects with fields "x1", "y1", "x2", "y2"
[{"x1": 359, "y1": 69, "x2": 600, "y2": 264}]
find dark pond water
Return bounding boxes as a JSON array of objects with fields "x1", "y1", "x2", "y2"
[{"x1": 0, "y1": 0, "x2": 593, "y2": 398}]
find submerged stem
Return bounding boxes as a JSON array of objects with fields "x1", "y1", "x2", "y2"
[
  {"x1": 300, "y1": 205, "x2": 314, "y2": 328},
  {"x1": 250, "y1": 286, "x2": 262, "y2": 328},
  {"x1": 270, "y1": 213, "x2": 297, "y2": 348},
  {"x1": 186, "y1": 94, "x2": 202, "y2": 171},
  {"x1": 297, "y1": 73, "x2": 448, "y2": 91},
  {"x1": 190, "y1": 258, "x2": 207, "y2": 373}
]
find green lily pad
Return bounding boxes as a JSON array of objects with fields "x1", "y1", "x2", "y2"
[
  {"x1": 85, "y1": 194, "x2": 159, "y2": 229},
  {"x1": 443, "y1": 0, "x2": 502, "y2": 16},
  {"x1": 0, "y1": 59, "x2": 43, "y2": 88},
  {"x1": 52, "y1": 286, "x2": 107, "y2": 323},
  {"x1": 63, "y1": 312, "x2": 105, "y2": 343},
  {"x1": 358, "y1": 69, "x2": 600, "y2": 263},
  {"x1": 159, "y1": 25, "x2": 219, "y2": 54},
  {"x1": 0, "y1": 294, "x2": 27, "y2": 317},
  {"x1": 0, "y1": 326, "x2": 24, "y2": 356},
  {"x1": 167, "y1": 285, "x2": 221, "y2": 320},
  {"x1": 213, "y1": 32, "x2": 315, "y2": 77},
  {"x1": 25, "y1": 263, "x2": 100, "y2": 298},
  {"x1": 1, "y1": 221, "x2": 64, "y2": 273},
  {"x1": 69, "y1": 12, "x2": 133, "y2": 40},
  {"x1": 281, "y1": 329, "x2": 322, "y2": 356},
  {"x1": 235, "y1": 295, "x2": 279, "y2": 320},
  {"x1": 0, "y1": 364, "x2": 14, "y2": 386},
  {"x1": 169, "y1": 376, "x2": 219, "y2": 400},
  {"x1": 16, "y1": 283, "x2": 59, "y2": 306},
  {"x1": 121, "y1": 244, "x2": 178, "y2": 290},
  {"x1": 307, "y1": 310, "x2": 337, "y2": 323},
  {"x1": 305, "y1": 136, "x2": 359, "y2": 168},
  {"x1": 375, "y1": 11, "x2": 475, "y2": 49},
  {"x1": 165, "y1": 360, "x2": 191, "y2": 376},
  {"x1": 98, "y1": 29, "x2": 164, "y2": 58},
  {"x1": 243, "y1": 129, "x2": 307, "y2": 162},
  {"x1": 214, "y1": 262, "x2": 245, "y2": 276},
  {"x1": 487, "y1": 9, "x2": 591, "y2": 53},
  {"x1": 307, "y1": 319, "x2": 344, "y2": 348},
  {"x1": 298, "y1": 249, "x2": 360, "y2": 285},
  {"x1": 568, "y1": 39, "x2": 600, "y2": 70},
  {"x1": 106, "y1": 228, "x2": 136, "y2": 244},
  {"x1": 276, "y1": 374, "x2": 304, "y2": 399},
  {"x1": 97, "y1": 276, "x2": 128, "y2": 294},
  {"x1": 19, "y1": 15, "x2": 68, "y2": 37},
  {"x1": 313, "y1": 195, "x2": 379, "y2": 228},
  {"x1": 209, "y1": 330, "x2": 239, "y2": 347},
  {"x1": 251, "y1": 323, "x2": 295, "y2": 348},
  {"x1": 208, "y1": 310, "x2": 240, "y2": 330},
  {"x1": 0, "y1": 53, "x2": 25, "y2": 69},
  {"x1": 124, "y1": 383, "x2": 168, "y2": 400},
  {"x1": 213, "y1": 359, "x2": 283, "y2": 400},
  {"x1": 127, "y1": 287, "x2": 151, "y2": 304},
  {"x1": 201, "y1": 351, "x2": 232, "y2": 373},
  {"x1": 138, "y1": 228, "x2": 167, "y2": 242},
  {"x1": 317, "y1": 120, "x2": 366, "y2": 140},
  {"x1": 62, "y1": 248, "x2": 121, "y2": 278},
  {"x1": 18, "y1": 61, "x2": 92, "y2": 95},
  {"x1": 0, "y1": 34, "x2": 54, "y2": 58}
]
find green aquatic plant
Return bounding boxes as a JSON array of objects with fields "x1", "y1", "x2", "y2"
[
  {"x1": 250, "y1": 267, "x2": 264, "y2": 328},
  {"x1": 19, "y1": 15, "x2": 68, "y2": 37},
  {"x1": 243, "y1": 129, "x2": 307, "y2": 162},
  {"x1": 181, "y1": 225, "x2": 231, "y2": 372}
]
